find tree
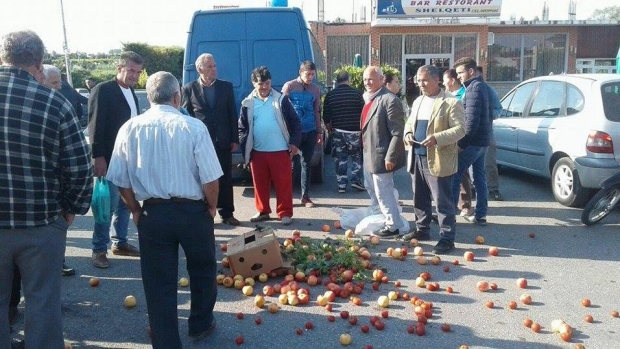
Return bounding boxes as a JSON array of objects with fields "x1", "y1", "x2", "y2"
[
  {"x1": 590, "y1": 6, "x2": 620, "y2": 21},
  {"x1": 331, "y1": 17, "x2": 347, "y2": 23}
]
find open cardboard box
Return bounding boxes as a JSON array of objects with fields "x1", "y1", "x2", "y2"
[{"x1": 226, "y1": 226, "x2": 286, "y2": 278}]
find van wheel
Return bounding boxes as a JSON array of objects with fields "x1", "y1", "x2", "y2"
[{"x1": 551, "y1": 157, "x2": 590, "y2": 207}]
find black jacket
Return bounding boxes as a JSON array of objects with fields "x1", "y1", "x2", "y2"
[
  {"x1": 458, "y1": 75, "x2": 492, "y2": 149},
  {"x1": 181, "y1": 79, "x2": 239, "y2": 151},
  {"x1": 87, "y1": 79, "x2": 139, "y2": 163}
]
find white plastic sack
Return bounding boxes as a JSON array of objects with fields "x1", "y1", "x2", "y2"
[
  {"x1": 354, "y1": 214, "x2": 410, "y2": 236},
  {"x1": 332, "y1": 206, "x2": 380, "y2": 230}
]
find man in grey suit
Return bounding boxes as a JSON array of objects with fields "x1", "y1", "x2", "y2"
[{"x1": 361, "y1": 66, "x2": 406, "y2": 238}]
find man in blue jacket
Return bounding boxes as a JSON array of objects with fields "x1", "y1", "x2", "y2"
[{"x1": 452, "y1": 57, "x2": 493, "y2": 226}]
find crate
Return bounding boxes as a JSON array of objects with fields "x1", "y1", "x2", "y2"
[{"x1": 226, "y1": 226, "x2": 284, "y2": 278}]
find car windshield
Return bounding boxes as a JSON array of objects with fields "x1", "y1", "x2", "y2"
[{"x1": 601, "y1": 82, "x2": 620, "y2": 122}]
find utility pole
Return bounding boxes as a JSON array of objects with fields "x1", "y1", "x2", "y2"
[{"x1": 60, "y1": 0, "x2": 73, "y2": 86}]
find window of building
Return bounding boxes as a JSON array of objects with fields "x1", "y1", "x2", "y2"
[
  {"x1": 454, "y1": 35, "x2": 478, "y2": 62},
  {"x1": 576, "y1": 59, "x2": 617, "y2": 74},
  {"x1": 380, "y1": 35, "x2": 402, "y2": 69},
  {"x1": 404, "y1": 34, "x2": 452, "y2": 54},
  {"x1": 326, "y1": 35, "x2": 370, "y2": 79},
  {"x1": 488, "y1": 34, "x2": 567, "y2": 82}
]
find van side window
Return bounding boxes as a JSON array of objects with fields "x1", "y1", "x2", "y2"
[
  {"x1": 566, "y1": 84, "x2": 584, "y2": 116},
  {"x1": 529, "y1": 81, "x2": 564, "y2": 117},
  {"x1": 503, "y1": 82, "x2": 536, "y2": 117}
]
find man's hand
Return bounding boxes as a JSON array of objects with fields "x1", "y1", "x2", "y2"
[
  {"x1": 230, "y1": 143, "x2": 239, "y2": 152},
  {"x1": 208, "y1": 206, "x2": 217, "y2": 218},
  {"x1": 421, "y1": 134, "x2": 438, "y2": 148},
  {"x1": 289, "y1": 144, "x2": 299, "y2": 157},
  {"x1": 404, "y1": 133, "x2": 415, "y2": 146},
  {"x1": 385, "y1": 160, "x2": 395, "y2": 171},
  {"x1": 62, "y1": 211, "x2": 75, "y2": 226},
  {"x1": 94, "y1": 157, "x2": 107, "y2": 177}
]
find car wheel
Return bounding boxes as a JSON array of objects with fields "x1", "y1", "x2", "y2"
[{"x1": 551, "y1": 157, "x2": 590, "y2": 207}]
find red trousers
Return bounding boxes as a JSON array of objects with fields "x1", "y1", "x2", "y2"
[{"x1": 249, "y1": 150, "x2": 293, "y2": 218}]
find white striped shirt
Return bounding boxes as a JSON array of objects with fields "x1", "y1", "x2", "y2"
[{"x1": 106, "y1": 104, "x2": 223, "y2": 201}]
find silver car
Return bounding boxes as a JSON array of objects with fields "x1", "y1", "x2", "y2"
[{"x1": 494, "y1": 74, "x2": 620, "y2": 207}]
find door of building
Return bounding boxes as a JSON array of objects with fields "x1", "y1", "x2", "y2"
[{"x1": 403, "y1": 55, "x2": 451, "y2": 106}]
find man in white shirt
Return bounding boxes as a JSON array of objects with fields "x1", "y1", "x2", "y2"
[{"x1": 107, "y1": 71, "x2": 222, "y2": 348}]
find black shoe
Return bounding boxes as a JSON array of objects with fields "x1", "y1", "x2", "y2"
[
  {"x1": 351, "y1": 181, "x2": 365, "y2": 191},
  {"x1": 371, "y1": 226, "x2": 399, "y2": 238},
  {"x1": 431, "y1": 214, "x2": 438, "y2": 224},
  {"x1": 400, "y1": 229, "x2": 431, "y2": 241},
  {"x1": 432, "y1": 239, "x2": 455, "y2": 254},
  {"x1": 190, "y1": 318, "x2": 217, "y2": 340},
  {"x1": 222, "y1": 216, "x2": 241, "y2": 226},
  {"x1": 465, "y1": 215, "x2": 487, "y2": 226},
  {"x1": 62, "y1": 263, "x2": 75, "y2": 276},
  {"x1": 489, "y1": 190, "x2": 504, "y2": 201}
]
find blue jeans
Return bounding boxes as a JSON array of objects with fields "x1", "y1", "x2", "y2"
[
  {"x1": 452, "y1": 146, "x2": 489, "y2": 219},
  {"x1": 92, "y1": 180, "x2": 130, "y2": 253},
  {"x1": 293, "y1": 130, "x2": 317, "y2": 199},
  {"x1": 138, "y1": 201, "x2": 216, "y2": 349}
]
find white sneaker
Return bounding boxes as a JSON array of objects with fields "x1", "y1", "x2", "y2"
[{"x1": 281, "y1": 216, "x2": 293, "y2": 225}]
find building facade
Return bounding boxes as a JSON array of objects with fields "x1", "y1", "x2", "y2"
[{"x1": 310, "y1": 2, "x2": 620, "y2": 102}]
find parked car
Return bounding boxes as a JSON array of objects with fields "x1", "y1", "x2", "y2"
[{"x1": 494, "y1": 74, "x2": 620, "y2": 207}]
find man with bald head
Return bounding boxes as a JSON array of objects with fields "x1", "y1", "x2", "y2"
[
  {"x1": 182, "y1": 53, "x2": 240, "y2": 226},
  {"x1": 361, "y1": 66, "x2": 406, "y2": 239}
]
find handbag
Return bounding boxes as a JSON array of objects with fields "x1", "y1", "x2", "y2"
[{"x1": 91, "y1": 177, "x2": 111, "y2": 224}]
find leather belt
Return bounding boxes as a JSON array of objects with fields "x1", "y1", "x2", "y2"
[{"x1": 143, "y1": 198, "x2": 203, "y2": 205}]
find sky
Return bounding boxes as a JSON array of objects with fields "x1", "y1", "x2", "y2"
[{"x1": 0, "y1": 0, "x2": 617, "y2": 54}]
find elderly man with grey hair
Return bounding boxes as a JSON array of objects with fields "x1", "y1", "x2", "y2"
[
  {"x1": 42, "y1": 64, "x2": 62, "y2": 91},
  {"x1": 361, "y1": 66, "x2": 406, "y2": 239},
  {"x1": 181, "y1": 53, "x2": 240, "y2": 226},
  {"x1": 108, "y1": 71, "x2": 222, "y2": 348},
  {"x1": 0, "y1": 30, "x2": 92, "y2": 349}
]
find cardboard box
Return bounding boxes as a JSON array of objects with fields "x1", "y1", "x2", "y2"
[{"x1": 226, "y1": 226, "x2": 284, "y2": 278}]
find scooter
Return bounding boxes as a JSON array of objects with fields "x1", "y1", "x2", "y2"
[{"x1": 581, "y1": 171, "x2": 620, "y2": 226}]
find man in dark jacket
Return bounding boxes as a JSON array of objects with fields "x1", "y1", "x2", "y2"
[
  {"x1": 182, "y1": 53, "x2": 240, "y2": 226},
  {"x1": 88, "y1": 51, "x2": 143, "y2": 268},
  {"x1": 60, "y1": 74, "x2": 89, "y2": 125},
  {"x1": 452, "y1": 57, "x2": 493, "y2": 226}
]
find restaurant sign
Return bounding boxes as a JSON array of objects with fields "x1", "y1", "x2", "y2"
[{"x1": 377, "y1": 0, "x2": 502, "y2": 18}]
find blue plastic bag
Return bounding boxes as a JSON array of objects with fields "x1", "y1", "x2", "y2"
[{"x1": 92, "y1": 177, "x2": 111, "y2": 224}]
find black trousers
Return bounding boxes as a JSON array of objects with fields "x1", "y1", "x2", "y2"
[
  {"x1": 138, "y1": 201, "x2": 216, "y2": 349},
  {"x1": 216, "y1": 148, "x2": 235, "y2": 218}
]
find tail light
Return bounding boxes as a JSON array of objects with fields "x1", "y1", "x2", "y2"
[{"x1": 586, "y1": 131, "x2": 614, "y2": 154}]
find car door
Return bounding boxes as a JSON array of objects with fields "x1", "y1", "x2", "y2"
[
  {"x1": 517, "y1": 80, "x2": 565, "y2": 174},
  {"x1": 494, "y1": 81, "x2": 537, "y2": 169}
]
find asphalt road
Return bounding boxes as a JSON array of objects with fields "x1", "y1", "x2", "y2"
[{"x1": 10, "y1": 156, "x2": 620, "y2": 349}]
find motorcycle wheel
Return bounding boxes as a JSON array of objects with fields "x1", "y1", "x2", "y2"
[{"x1": 581, "y1": 188, "x2": 620, "y2": 226}]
